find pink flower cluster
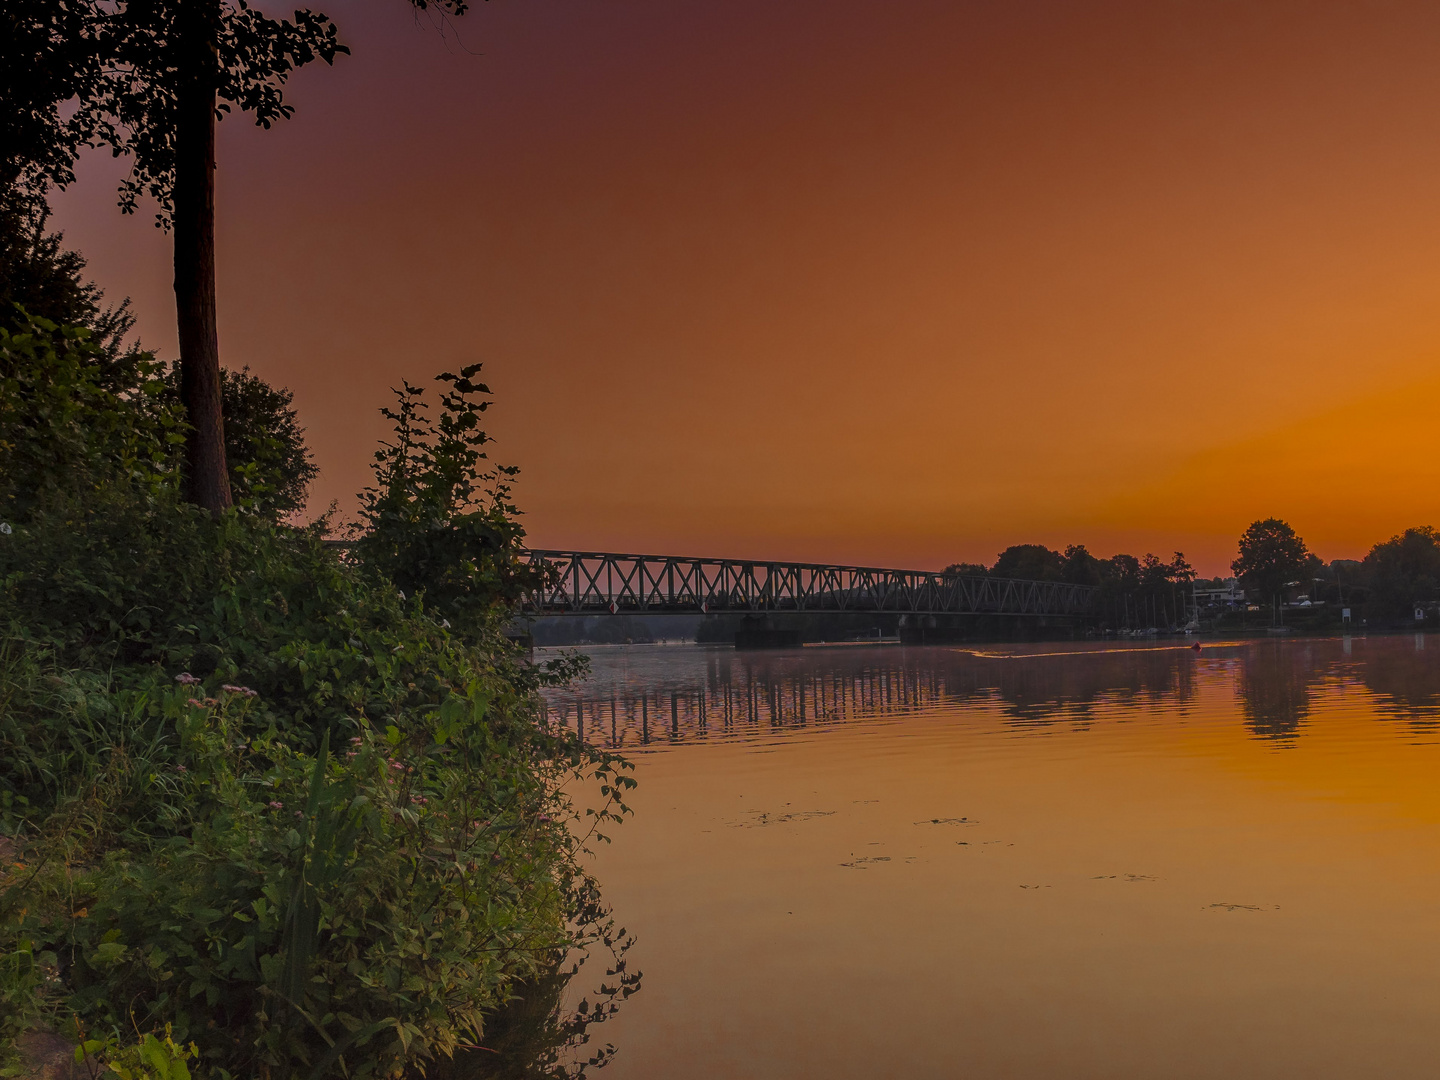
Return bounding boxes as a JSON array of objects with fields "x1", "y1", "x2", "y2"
[
  {"x1": 174, "y1": 673, "x2": 201, "y2": 686},
  {"x1": 186, "y1": 697, "x2": 219, "y2": 709},
  {"x1": 221, "y1": 684, "x2": 259, "y2": 699}
]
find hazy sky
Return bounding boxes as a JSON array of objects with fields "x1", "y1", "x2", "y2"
[{"x1": 47, "y1": 0, "x2": 1440, "y2": 574}]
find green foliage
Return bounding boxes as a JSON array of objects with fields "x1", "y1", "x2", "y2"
[
  {"x1": 355, "y1": 367, "x2": 553, "y2": 637},
  {"x1": 1, "y1": 659, "x2": 625, "y2": 1077},
  {"x1": 940, "y1": 562, "x2": 990, "y2": 577},
  {"x1": 1232, "y1": 518, "x2": 1316, "y2": 609},
  {"x1": 0, "y1": 207, "x2": 134, "y2": 356},
  {"x1": 2, "y1": 0, "x2": 348, "y2": 225},
  {"x1": 430, "y1": 914, "x2": 641, "y2": 1080},
  {"x1": 0, "y1": 309, "x2": 183, "y2": 522},
  {"x1": 75, "y1": 1027, "x2": 199, "y2": 1080},
  {"x1": 1060, "y1": 544, "x2": 1102, "y2": 587},
  {"x1": 1, "y1": 0, "x2": 464, "y2": 222},
  {"x1": 0, "y1": 1, "x2": 106, "y2": 217},
  {"x1": 167, "y1": 365, "x2": 318, "y2": 518},
  {"x1": 0, "y1": 301, "x2": 316, "y2": 523},
  {"x1": 0, "y1": 322, "x2": 634, "y2": 1078}
]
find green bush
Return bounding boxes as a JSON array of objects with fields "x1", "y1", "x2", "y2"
[
  {"x1": 0, "y1": 310, "x2": 182, "y2": 524},
  {"x1": 0, "y1": 321, "x2": 633, "y2": 1078},
  {"x1": 162, "y1": 364, "x2": 320, "y2": 519},
  {"x1": 353, "y1": 367, "x2": 553, "y2": 638}
]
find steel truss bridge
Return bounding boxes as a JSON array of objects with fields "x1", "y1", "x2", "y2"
[{"x1": 522, "y1": 551, "x2": 1098, "y2": 619}]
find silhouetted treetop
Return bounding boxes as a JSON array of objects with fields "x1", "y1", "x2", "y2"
[
  {"x1": 1232, "y1": 518, "x2": 1315, "y2": 608},
  {"x1": 1364, "y1": 526, "x2": 1440, "y2": 617}
]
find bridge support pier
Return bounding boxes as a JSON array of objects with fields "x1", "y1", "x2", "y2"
[
  {"x1": 734, "y1": 615, "x2": 802, "y2": 650},
  {"x1": 734, "y1": 627, "x2": 803, "y2": 649}
]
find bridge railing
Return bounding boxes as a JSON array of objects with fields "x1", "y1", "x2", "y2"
[{"x1": 520, "y1": 550, "x2": 1098, "y2": 618}]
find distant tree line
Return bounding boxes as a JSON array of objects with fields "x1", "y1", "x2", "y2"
[
  {"x1": 949, "y1": 518, "x2": 1440, "y2": 630},
  {"x1": 946, "y1": 543, "x2": 1197, "y2": 629},
  {"x1": 1222, "y1": 517, "x2": 1440, "y2": 626}
]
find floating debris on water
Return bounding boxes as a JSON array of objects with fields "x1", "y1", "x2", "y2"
[{"x1": 731, "y1": 809, "x2": 837, "y2": 828}]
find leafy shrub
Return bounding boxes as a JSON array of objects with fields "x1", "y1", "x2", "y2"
[
  {"x1": 0, "y1": 310, "x2": 182, "y2": 523},
  {"x1": 0, "y1": 208, "x2": 136, "y2": 360},
  {"x1": 3, "y1": 211, "x2": 315, "y2": 519},
  {"x1": 354, "y1": 367, "x2": 552, "y2": 638},
  {"x1": 0, "y1": 323, "x2": 633, "y2": 1078},
  {"x1": 77, "y1": 1027, "x2": 199, "y2": 1080},
  {"x1": 162, "y1": 365, "x2": 319, "y2": 519}
]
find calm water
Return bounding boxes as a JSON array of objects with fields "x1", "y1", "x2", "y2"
[{"x1": 528, "y1": 636, "x2": 1440, "y2": 1079}]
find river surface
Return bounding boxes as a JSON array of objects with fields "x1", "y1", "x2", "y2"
[{"x1": 531, "y1": 635, "x2": 1440, "y2": 1079}]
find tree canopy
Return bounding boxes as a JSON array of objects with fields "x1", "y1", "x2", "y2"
[
  {"x1": 0, "y1": 207, "x2": 133, "y2": 356},
  {"x1": 2, "y1": 0, "x2": 468, "y2": 513},
  {"x1": 1363, "y1": 526, "x2": 1440, "y2": 616},
  {"x1": 2, "y1": 217, "x2": 317, "y2": 518},
  {"x1": 1231, "y1": 518, "x2": 1315, "y2": 608},
  {"x1": 2, "y1": 0, "x2": 348, "y2": 220}
]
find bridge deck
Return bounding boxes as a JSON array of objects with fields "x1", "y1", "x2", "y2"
[{"x1": 523, "y1": 550, "x2": 1097, "y2": 618}]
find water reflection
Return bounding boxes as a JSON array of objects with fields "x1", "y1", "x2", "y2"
[
  {"x1": 541, "y1": 635, "x2": 1440, "y2": 748},
  {"x1": 1362, "y1": 633, "x2": 1440, "y2": 733},
  {"x1": 1235, "y1": 641, "x2": 1321, "y2": 741},
  {"x1": 550, "y1": 633, "x2": 1440, "y2": 1080}
]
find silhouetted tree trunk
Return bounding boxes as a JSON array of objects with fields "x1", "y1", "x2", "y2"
[{"x1": 173, "y1": 2, "x2": 231, "y2": 514}]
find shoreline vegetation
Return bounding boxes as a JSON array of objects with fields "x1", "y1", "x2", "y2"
[{"x1": 1, "y1": 218, "x2": 637, "y2": 1078}]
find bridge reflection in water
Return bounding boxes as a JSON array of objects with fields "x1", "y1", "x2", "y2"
[
  {"x1": 546, "y1": 648, "x2": 963, "y2": 748},
  {"x1": 542, "y1": 636, "x2": 1440, "y2": 749}
]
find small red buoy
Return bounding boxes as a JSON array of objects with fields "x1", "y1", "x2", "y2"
[{"x1": 1191, "y1": 642, "x2": 1202, "y2": 652}]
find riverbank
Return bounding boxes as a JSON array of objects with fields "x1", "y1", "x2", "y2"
[{"x1": 0, "y1": 321, "x2": 629, "y2": 1079}]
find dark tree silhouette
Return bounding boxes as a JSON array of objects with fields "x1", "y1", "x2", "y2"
[
  {"x1": 1363, "y1": 526, "x2": 1440, "y2": 619},
  {"x1": 2, "y1": 0, "x2": 467, "y2": 513},
  {"x1": 991, "y1": 543, "x2": 1065, "y2": 581},
  {"x1": 0, "y1": 206, "x2": 134, "y2": 356},
  {"x1": 1060, "y1": 543, "x2": 1103, "y2": 586},
  {"x1": 1232, "y1": 518, "x2": 1313, "y2": 619}
]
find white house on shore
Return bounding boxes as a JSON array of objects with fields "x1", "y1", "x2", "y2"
[{"x1": 1192, "y1": 579, "x2": 1246, "y2": 607}]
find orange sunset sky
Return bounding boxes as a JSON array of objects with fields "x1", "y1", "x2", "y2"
[{"x1": 46, "y1": 0, "x2": 1440, "y2": 575}]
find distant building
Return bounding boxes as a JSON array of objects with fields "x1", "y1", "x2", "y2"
[{"x1": 1193, "y1": 579, "x2": 1245, "y2": 607}]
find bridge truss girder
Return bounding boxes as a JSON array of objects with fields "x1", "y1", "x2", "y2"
[{"x1": 522, "y1": 551, "x2": 1097, "y2": 618}]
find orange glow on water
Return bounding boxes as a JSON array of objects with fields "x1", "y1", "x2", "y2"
[{"x1": 566, "y1": 637, "x2": 1440, "y2": 1078}]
